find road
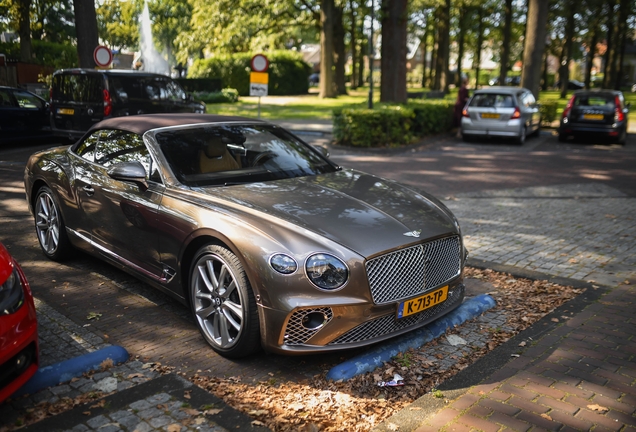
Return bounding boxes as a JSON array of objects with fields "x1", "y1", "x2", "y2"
[{"x1": 1, "y1": 129, "x2": 635, "y2": 383}]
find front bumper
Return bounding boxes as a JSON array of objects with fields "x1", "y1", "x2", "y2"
[{"x1": 260, "y1": 280, "x2": 465, "y2": 354}]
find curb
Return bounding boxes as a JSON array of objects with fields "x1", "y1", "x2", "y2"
[
  {"x1": 326, "y1": 294, "x2": 496, "y2": 381},
  {"x1": 14, "y1": 345, "x2": 129, "y2": 397}
]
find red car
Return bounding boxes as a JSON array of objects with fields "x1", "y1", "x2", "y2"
[{"x1": 0, "y1": 242, "x2": 38, "y2": 403}]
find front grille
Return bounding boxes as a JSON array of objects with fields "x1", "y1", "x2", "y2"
[
  {"x1": 328, "y1": 285, "x2": 464, "y2": 345},
  {"x1": 365, "y1": 236, "x2": 461, "y2": 305},
  {"x1": 283, "y1": 307, "x2": 333, "y2": 345}
]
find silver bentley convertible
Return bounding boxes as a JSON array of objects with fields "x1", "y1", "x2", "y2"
[{"x1": 24, "y1": 114, "x2": 467, "y2": 358}]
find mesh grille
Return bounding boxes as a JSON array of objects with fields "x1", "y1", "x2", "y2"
[
  {"x1": 283, "y1": 307, "x2": 333, "y2": 345},
  {"x1": 328, "y1": 285, "x2": 464, "y2": 345},
  {"x1": 365, "y1": 236, "x2": 461, "y2": 305}
]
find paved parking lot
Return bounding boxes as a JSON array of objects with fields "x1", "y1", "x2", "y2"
[{"x1": 1, "y1": 129, "x2": 635, "y2": 431}]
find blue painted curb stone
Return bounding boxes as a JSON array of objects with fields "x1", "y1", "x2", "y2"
[
  {"x1": 326, "y1": 294, "x2": 496, "y2": 381},
  {"x1": 15, "y1": 345, "x2": 129, "y2": 397}
]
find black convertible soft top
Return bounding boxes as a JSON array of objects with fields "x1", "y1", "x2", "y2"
[{"x1": 86, "y1": 114, "x2": 265, "y2": 136}]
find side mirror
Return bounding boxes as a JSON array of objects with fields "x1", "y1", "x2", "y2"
[
  {"x1": 108, "y1": 161, "x2": 148, "y2": 190},
  {"x1": 313, "y1": 145, "x2": 330, "y2": 159}
]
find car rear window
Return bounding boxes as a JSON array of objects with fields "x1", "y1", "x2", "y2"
[
  {"x1": 469, "y1": 93, "x2": 516, "y2": 108},
  {"x1": 109, "y1": 76, "x2": 186, "y2": 103},
  {"x1": 52, "y1": 74, "x2": 103, "y2": 103},
  {"x1": 573, "y1": 95, "x2": 614, "y2": 107}
]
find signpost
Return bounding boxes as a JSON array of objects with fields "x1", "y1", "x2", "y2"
[
  {"x1": 250, "y1": 54, "x2": 269, "y2": 118},
  {"x1": 93, "y1": 46, "x2": 113, "y2": 69}
]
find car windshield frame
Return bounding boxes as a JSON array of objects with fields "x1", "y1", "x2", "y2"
[{"x1": 150, "y1": 122, "x2": 338, "y2": 187}]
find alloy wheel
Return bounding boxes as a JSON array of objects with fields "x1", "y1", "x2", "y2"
[
  {"x1": 35, "y1": 192, "x2": 60, "y2": 255},
  {"x1": 192, "y1": 253, "x2": 245, "y2": 349}
]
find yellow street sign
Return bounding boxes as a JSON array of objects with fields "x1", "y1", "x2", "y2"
[{"x1": 250, "y1": 72, "x2": 269, "y2": 85}]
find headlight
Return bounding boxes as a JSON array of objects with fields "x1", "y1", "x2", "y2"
[
  {"x1": 305, "y1": 253, "x2": 348, "y2": 290},
  {"x1": 1, "y1": 267, "x2": 25, "y2": 315},
  {"x1": 269, "y1": 254, "x2": 298, "y2": 274}
]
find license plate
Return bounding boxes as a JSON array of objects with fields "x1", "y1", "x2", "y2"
[
  {"x1": 397, "y1": 286, "x2": 448, "y2": 319},
  {"x1": 583, "y1": 114, "x2": 603, "y2": 120},
  {"x1": 57, "y1": 108, "x2": 74, "y2": 115},
  {"x1": 481, "y1": 113, "x2": 500, "y2": 119}
]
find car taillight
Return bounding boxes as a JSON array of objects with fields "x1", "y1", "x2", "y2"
[
  {"x1": 462, "y1": 107, "x2": 469, "y2": 117},
  {"x1": 562, "y1": 95, "x2": 575, "y2": 118},
  {"x1": 103, "y1": 89, "x2": 112, "y2": 116},
  {"x1": 614, "y1": 96, "x2": 624, "y2": 122},
  {"x1": 511, "y1": 107, "x2": 521, "y2": 119}
]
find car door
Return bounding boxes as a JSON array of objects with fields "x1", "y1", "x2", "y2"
[
  {"x1": 81, "y1": 129, "x2": 165, "y2": 280},
  {"x1": 12, "y1": 89, "x2": 48, "y2": 131},
  {"x1": 0, "y1": 88, "x2": 19, "y2": 137}
]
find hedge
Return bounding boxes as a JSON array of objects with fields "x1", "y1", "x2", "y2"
[
  {"x1": 194, "y1": 88, "x2": 239, "y2": 104},
  {"x1": 0, "y1": 41, "x2": 77, "y2": 69},
  {"x1": 333, "y1": 100, "x2": 454, "y2": 147},
  {"x1": 538, "y1": 100, "x2": 559, "y2": 125},
  {"x1": 188, "y1": 51, "x2": 311, "y2": 96}
]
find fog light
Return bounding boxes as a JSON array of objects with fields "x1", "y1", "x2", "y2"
[{"x1": 301, "y1": 312, "x2": 328, "y2": 330}]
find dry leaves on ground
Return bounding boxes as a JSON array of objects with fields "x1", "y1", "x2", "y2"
[{"x1": 190, "y1": 267, "x2": 583, "y2": 432}]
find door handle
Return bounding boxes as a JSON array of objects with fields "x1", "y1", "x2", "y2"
[{"x1": 83, "y1": 185, "x2": 95, "y2": 196}]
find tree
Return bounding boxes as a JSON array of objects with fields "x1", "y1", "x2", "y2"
[
  {"x1": 97, "y1": 0, "x2": 141, "y2": 51},
  {"x1": 17, "y1": 0, "x2": 32, "y2": 61},
  {"x1": 149, "y1": 0, "x2": 192, "y2": 65},
  {"x1": 432, "y1": 0, "x2": 449, "y2": 91},
  {"x1": 73, "y1": 0, "x2": 99, "y2": 68},
  {"x1": 334, "y1": 3, "x2": 347, "y2": 94},
  {"x1": 521, "y1": 0, "x2": 549, "y2": 97},
  {"x1": 498, "y1": 0, "x2": 513, "y2": 85},
  {"x1": 558, "y1": 0, "x2": 576, "y2": 98},
  {"x1": 380, "y1": 0, "x2": 408, "y2": 102},
  {"x1": 319, "y1": 0, "x2": 337, "y2": 97}
]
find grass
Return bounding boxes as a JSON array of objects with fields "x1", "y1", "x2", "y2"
[{"x1": 206, "y1": 86, "x2": 636, "y2": 124}]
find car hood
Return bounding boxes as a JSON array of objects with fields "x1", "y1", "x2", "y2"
[{"x1": 195, "y1": 169, "x2": 458, "y2": 257}]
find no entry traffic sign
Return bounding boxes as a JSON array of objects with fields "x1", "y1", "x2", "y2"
[{"x1": 93, "y1": 46, "x2": 113, "y2": 68}]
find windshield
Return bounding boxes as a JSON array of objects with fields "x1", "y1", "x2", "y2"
[{"x1": 155, "y1": 124, "x2": 336, "y2": 186}]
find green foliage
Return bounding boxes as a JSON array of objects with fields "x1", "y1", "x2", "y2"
[
  {"x1": 188, "y1": 51, "x2": 311, "y2": 96},
  {"x1": 538, "y1": 99, "x2": 558, "y2": 125},
  {"x1": 333, "y1": 100, "x2": 454, "y2": 147},
  {"x1": 195, "y1": 88, "x2": 240, "y2": 104},
  {"x1": 333, "y1": 106, "x2": 415, "y2": 147},
  {"x1": 97, "y1": 0, "x2": 141, "y2": 51},
  {"x1": 0, "y1": 40, "x2": 77, "y2": 69}
]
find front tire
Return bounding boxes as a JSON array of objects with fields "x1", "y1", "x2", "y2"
[
  {"x1": 189, "y1": 245, "x2": 261, "y2": 358},
  {"x1": 34, "y1": 186, "x2": 73, "y2": 261}
]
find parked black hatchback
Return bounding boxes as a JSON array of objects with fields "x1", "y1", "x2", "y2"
[
  {"x1": 0, "y1": 86, "x2": 49, "y2": 144},
  {"x1": 558, "y1": 90, "x2": 630, "y2": 144},
  {"x1": 50, "y1": 69, "x2": 206, "y2": 139}
]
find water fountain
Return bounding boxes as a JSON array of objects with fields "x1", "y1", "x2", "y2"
[{"x1": 137, "y1": 1, "x2": 170, "y2": 76}]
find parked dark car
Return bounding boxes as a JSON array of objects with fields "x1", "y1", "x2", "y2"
[
  {"x1": 24, "y1": 113, "x2": 467, "y2": 358},
  {"x1": 0, "y1": 241, "x2": 38, "y2": 403},
  {"x1": 50, "y1": 69, "x2": 206, "y2": 140},
  {"x1": 0, "y1": 86, "x2": 50, "y2": 144},
  {"x1": 558, "y1": 90, "x2": 630, "y2": 144},
  {"x1": 488, "y1": 76, "x2": 521, "y2": 86},
  {"x1": 554, "y1": 80, "x2": 585, "y2": 90}
]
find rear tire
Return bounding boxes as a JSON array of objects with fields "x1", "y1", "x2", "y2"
[
  {"x1": 515, "y1": 126, "x2": 527, "y2": 145},
  {"x1": 34, "y1": 186, "x2": 73, "y2": 261},
  {"x1": 189, "y1": 245, "x2": 261, "y2": 358}
]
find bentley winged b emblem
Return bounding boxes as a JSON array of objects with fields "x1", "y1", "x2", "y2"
[{"x1": 403, "y1": 229, "x2": 422, "y2": 238}]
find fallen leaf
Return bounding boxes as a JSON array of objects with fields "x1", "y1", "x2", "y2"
[
  {"x1": 387, "y1": 422, "x2": 399, "y2": 431},
  {"x1": 541, "y1": 413, "x2": 552, "y2": 421},
  {"x1": 194, "y1": 417, "x2": 205, "y2": 425},
  {"x1": 127, "y1": 373, "x2": 146, "y2": 379},
  {"x1": 409, "y1": 407, "x2": 422, "y2": 410},
  {"x1": 251, "y1": 420, "x2": 266, "y2": 427},
  {"x1": 204, "y1": 408, "x2": 222, "y2": 416},
  {"x1": 518, "y1": 341, "x2": 527, "y2": 347},
  {"x1": 587, "y1": 404, "x2": 609, "y2": 413},
  {"x1": 551, "y1": 318, "x2": 559, "y2": 322},
  {"x1": 100, "y1": 359, "x2": 113, "y2": 370},
  {"x1": 248, "y1": 409, "x2": 270, "y2": 416},
  {"x1": 83, "y1": 411, "x2": 91, "y2": 416},
  {"x1": 181, "y1": 408, "x2": 199, "y2": 416},
  {"x1": 90, "y1": 400, "x2": 105, "y2": 409},
  {"x1": 167, "y1": 424, "x2": 181, "y2": 432},
  {"x1": 183, "y1": 390, "x2": 191, "y2": 400}
]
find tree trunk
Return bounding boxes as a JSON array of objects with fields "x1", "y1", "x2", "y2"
[
  {"x1": 380, "y1": 0, "x2": 408, "y2": 103},
  {"x1": 334, "y1": 5, "x2": 347, "y2": 95},
  {"x1": 429, "y1": 18, "x2": 438, "y2": 88},
  {"x1": 18, "y1": 0, "x2": 32, "y2": 62},
  {"x1": 74, "y1": 0, "x2": 99, "y2": 68},
  {"x1": 474, "y1": 9, "x2": 484, "y2": 88},
  {"x1": 584, "y1": 31, "x2": 598, "y2": 89},
  {"x1": 498, "y1": 0, "x2": 513, "y2": 85},
  {"x1": 421, "y1": 15, "x2": 430, "y2": 89},
  {"x1": 605, "y1": 0, "x2": 629, "y2": 89},
  {"x1": 456, "y1": 8, "x2": 466, "y2": 87},
  {"x1": 559, "y1": 1, "x2": 575, "y2": 99},
  {"x1": 520, "y1": 0, "x2": 549, "y2": 98},
  {"x1": 320, "y1": 0, "x2": 337, "y2": 98},
  {"x1": 433, "y1": 0, "x2": 450, "y2": 92},
  {"x1": 602, "y1": 2, "x2": 614, "y2": 88},
  {"x1": 349, "y1": 0, "x2": 358, "y2": 89}
]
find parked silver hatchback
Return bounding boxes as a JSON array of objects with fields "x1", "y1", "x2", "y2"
[{"x1": 460, "y1": 87, "x2": 541, "y2": 144}]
